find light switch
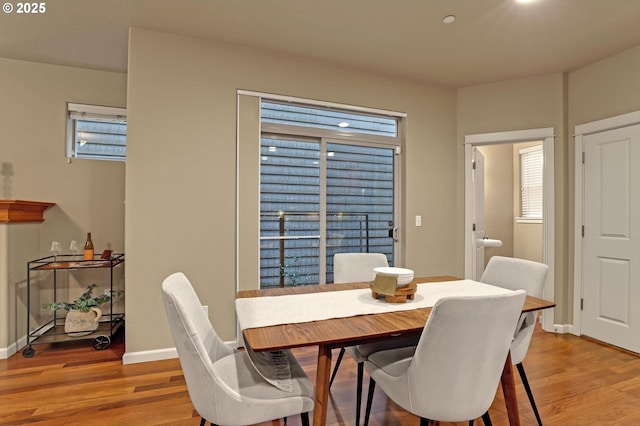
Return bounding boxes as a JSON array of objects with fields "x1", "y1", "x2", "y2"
[{"x1": 415, "y1": 215, "x2": 422, "y2": 227}]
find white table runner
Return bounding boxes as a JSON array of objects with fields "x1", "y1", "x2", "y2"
[{"x1": 236, "y1": 279, "x2": 513, "y2": 331}]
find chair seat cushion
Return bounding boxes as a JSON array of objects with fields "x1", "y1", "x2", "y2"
[{"x1": 348, "y1": 335, "x2": 420, "y2": 363}]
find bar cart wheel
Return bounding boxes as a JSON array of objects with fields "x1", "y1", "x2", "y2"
[
  {"x1": 93, "y1": 335, "x2": 111, "y2": 350},
  {"x1": 22, "y1": 346, "x2": 35, "y2": 358}
]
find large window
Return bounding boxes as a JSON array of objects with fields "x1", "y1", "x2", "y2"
[
  {"x1": 66, "y1": 103, "x2": 127, "y2": 161},
  {"x1": 259, "y1": 101, "x2": 400, "y2": 288}
]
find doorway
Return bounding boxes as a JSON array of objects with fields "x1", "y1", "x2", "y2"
[
  {"x1": 465, "y1": 128, "x2": 555, "y2": 332},
  {"x1": 574, "y1": 111, "x2": 640, "y2": 353},
  {"x1": 473, "y1": 142, "x2": 544, "y2": 273}
]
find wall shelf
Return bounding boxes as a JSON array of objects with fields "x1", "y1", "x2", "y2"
[{"x1": 0, "y1": 200, "x2": 55, "y2": 223}]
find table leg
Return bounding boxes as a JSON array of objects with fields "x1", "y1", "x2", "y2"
[
  {"x1": 501, "y1": 351, "x2": 520, "y2": 426},
  {"x1": 313, "y1": 344, "x2": 332, "y2": 425}
]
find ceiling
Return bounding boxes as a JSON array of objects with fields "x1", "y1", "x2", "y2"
[{"x1": 1, "y1": 0, "x2": 640, "y2": 87}]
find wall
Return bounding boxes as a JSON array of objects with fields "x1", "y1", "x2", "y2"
[
  {"x1": 0, "y1": 222, "x2": 39, "y2": 356},
  {"x1": 457, "y1": 73, "x2": 567, "y2": 322},
  {"x1": 478, "y1": 144, "x2": 514, "y2": 263},
  {"x1": 0, "y1": 58, "x2": 127, "y2": 356},
  {"x1": 125, "y1": 28, "x2": 458, "y2": 356}
]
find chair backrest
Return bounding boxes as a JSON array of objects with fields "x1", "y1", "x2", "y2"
[
  {"x1": 480, "y1": 256, "x2": 549, "y2": 364},
  {"x1": 161, "y1": 272, "x2": 234, "y2": 420},
  {"x1": 333, "y1": 252, "x2": 389, "y2": 283},
  {"x1": 480, "y1": 255, "x2": 548, "y2": 298},
  {"x1": 407, "y1": 291, "x2": 526, "y2": 422}
]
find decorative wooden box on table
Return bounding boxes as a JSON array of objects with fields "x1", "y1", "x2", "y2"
[
  {"x1": 370, "y1": 266, "x2": 416, "y2": 303},
  {"x1": 371, "y1": 280, "x2": 417, "y2": 303},
  {"x1": 22, "y1": 253, "x2": 125, "y2": 358}
]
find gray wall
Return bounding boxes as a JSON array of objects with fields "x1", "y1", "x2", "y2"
[
  {"x1": 478, "y1": 144, "x2": 514, "y2": 262},
  {"x1": 125, "y1": 28, "x2": 458, "y2": 354}
]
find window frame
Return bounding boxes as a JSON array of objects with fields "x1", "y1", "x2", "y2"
[
  {"x1": 517, "y1": 144, "x2": 543, "y2": 223},
  {"x1": 66, "y1": 102, "x2": 127, "y2": 161}
]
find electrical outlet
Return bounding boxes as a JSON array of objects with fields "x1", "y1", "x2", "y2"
[
  {"x1": 415, "y1": 215, "x2": 422, "y2": 227},
  {"x1": 202, "y1": 305, "x2": 209, "y2": 315}
]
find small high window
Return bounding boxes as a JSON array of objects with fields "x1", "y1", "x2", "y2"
[
  {"x1": 66, "y1": 103, "x2": 127, "y2": 161},
  {"x1": 519, "y1": 144, "x2": 543, "y2": 220}
]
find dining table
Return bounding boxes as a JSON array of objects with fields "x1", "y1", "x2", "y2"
[{"x1": 236, "y1": 276, "x2": 556, "y2": 426}]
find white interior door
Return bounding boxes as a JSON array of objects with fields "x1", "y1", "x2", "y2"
[
  {"x1": 472, "y1": 147, "x2": 486, "y2": 280},
  {"x1": 582, "y1": 123, "x2": 640, "y2": 352}
]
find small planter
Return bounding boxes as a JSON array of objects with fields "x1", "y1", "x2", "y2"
[{"x1": 64, "y1": 307, "x2": 102, "y2": 336}]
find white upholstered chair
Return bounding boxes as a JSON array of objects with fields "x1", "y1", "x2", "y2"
[
  {"x1": 480, "y1": 255, "x2": 549, "y2": 425},
  {"x1": 330, "y1": 252, "x2": 419, "y2": 425},
  {"x1": 363, "y1": 291, "x2": 527, "y2": 426},
  {"x1": 161, "y1": 272, "x2": 314, "y2": 426}
]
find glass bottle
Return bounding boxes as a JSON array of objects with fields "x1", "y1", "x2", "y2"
[{"x1": 83, "y1": 232, "x2": 94, "y2": 260}]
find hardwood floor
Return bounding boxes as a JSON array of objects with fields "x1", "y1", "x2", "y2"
[{"x1": 2, "y1": 326, "x2": 640, "y2": 425}]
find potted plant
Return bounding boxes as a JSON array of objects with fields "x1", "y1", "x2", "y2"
[{"x1": 43, "y1": 284, "x2": 120, "y2": 336}]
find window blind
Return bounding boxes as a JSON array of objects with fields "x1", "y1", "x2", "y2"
[{"x1": 520, "y1": 145, "x2": 543, "y2": 219}]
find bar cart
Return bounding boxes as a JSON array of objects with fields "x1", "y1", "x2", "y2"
[{"x1": 22, "y1": 253, "x2": 125, "y2": 357}]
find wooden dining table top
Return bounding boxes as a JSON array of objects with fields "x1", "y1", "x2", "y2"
[{"x1": 237, "y1": 275, "x2": 556, "y2": 352}]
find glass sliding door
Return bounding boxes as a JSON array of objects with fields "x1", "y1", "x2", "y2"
[
  {"x1": 260, "y1": 136, "x2": 396, "y2": 288},
  {"x1": 258, "y1": 99, "x2": 400, "y2": 289},
  {"x1": 260, "y1": 136, "x2": 320, "y2": 287},
  {"x1": 325, "y1": 142, "x2": 395, "y2": 283}
]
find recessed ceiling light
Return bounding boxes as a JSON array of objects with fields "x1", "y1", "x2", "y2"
[
  {"x1": 442, "y1": 15, "x2": 456, "y2": 24},
  {"x1": 516, "y1": 0, "x2": 538, "y2": 3},
  {"x1": 338, "y1": 122, "x2": 350, "y2": 128}
]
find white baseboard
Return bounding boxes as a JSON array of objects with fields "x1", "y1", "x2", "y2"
[
  {"x1": 0, "y1": 341, "x2": 17, "y2": 359},
  {"x1": 551, "y1": 323, "x2": 575, "y2": 334},
  {"x1": 122, "y1": 340, "x2": 237, "y2": 365},
  {"x1": 0, "y1": 334, "x2": 30, "y2": 359},
  {"x1": 122, "y1": 347, "x2": 178, "y2": 365}
]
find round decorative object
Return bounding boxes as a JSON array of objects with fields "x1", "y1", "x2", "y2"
[
  {"x1": 93, "y1": 335, "x2": 111, "y2": 350},
  {"x1": 373, "y1": 267, "x2": 415, "y2": 286}
]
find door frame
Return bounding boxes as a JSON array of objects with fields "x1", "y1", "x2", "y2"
[
  {"x1": 471, "y1": 148, "x2": 486, "y2": 280},
  {"x1": 464, "y1": 127, "x2": 555, "y2": 332},
  {"x1": 573, "y1": 110, "x2": 640, "y2": 336}
]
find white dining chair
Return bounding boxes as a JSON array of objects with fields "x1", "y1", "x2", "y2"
[
  {"x1": 161, "y1": 272, "x2": 314, "y2": 426},
  {"x1": 330, "y1": 252, "x2": 419, "y2": 426},
  {"x1": 363, "y1": 291, "x2": 527, "y2": 426},
  {"x1": 480, "y1": 255, "x2": 549, "y2": 425}
]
